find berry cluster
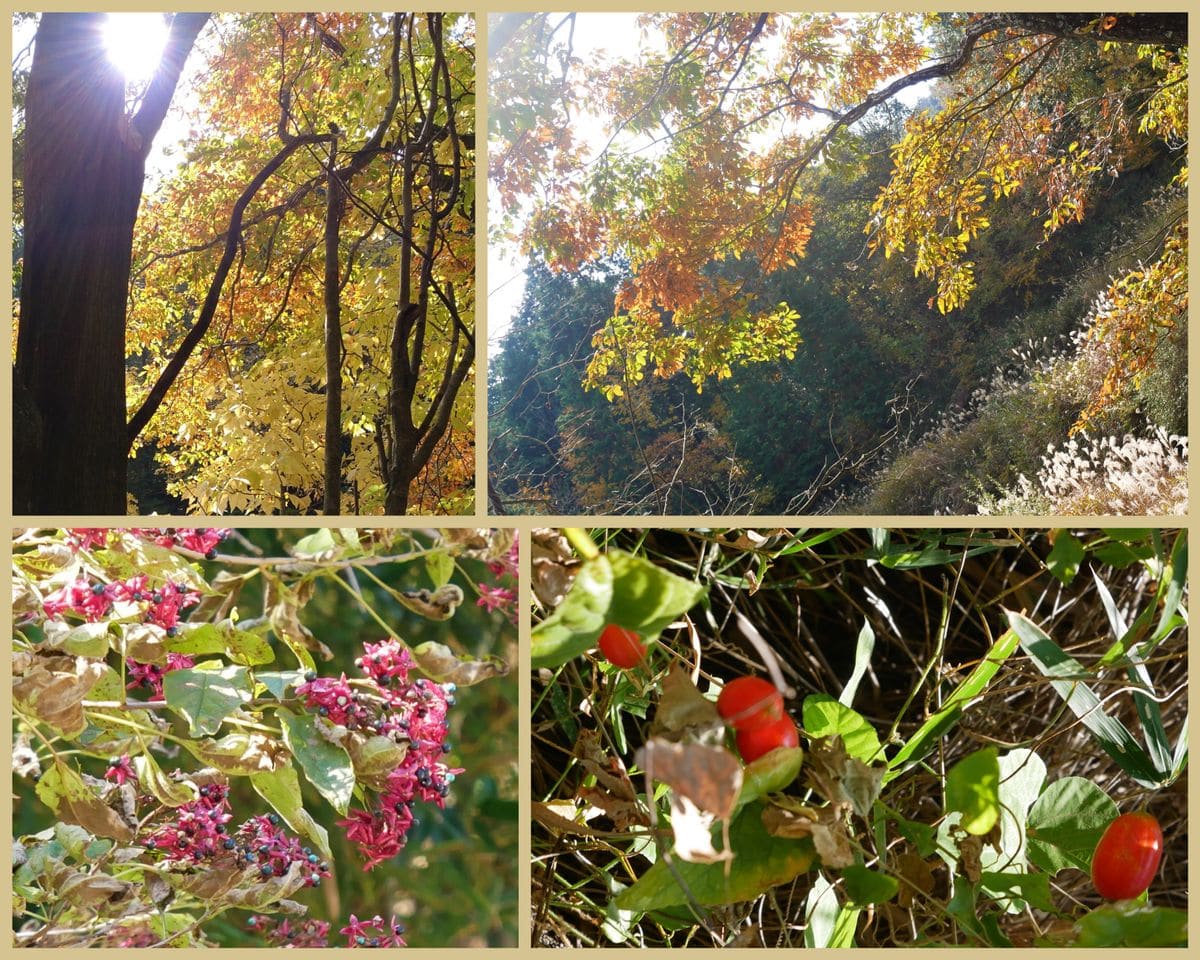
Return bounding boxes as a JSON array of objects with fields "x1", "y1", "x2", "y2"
[
  {"x1": 43, "y1": 575, "x2": 200, "y2": 631},
  {"x1": 339, "y1": 913, "x2": 408, "y2": 948},
  {"x1": 246, "y1": 915, "x2": 332, "y2": 947},
  {"x1": 140, "y1": 784, "x2": 331, "y2": 889},
  {"x1": 227, "y1": 813, "x2": 330, "y2": 887},
  {"x1": 126, "y1": 652, "x2": 196, "y2": 699},
  {"x1": 141, "y1": 782, "x2": 235, "y2": 862},
  {"x1": 66, "y1": 528, "x2": 110, "y2": 552},
  {"x1": 137, "y1": 527, "x2": 230, "y2": 559},
  {"x1": 478, "y1": 535, "x2": 519, "y2": 621},
  {"x1": 302, "y1": 639, "x2": 464, "y2": 871}
]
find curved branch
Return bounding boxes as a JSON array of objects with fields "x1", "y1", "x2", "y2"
[
  {"x1": 131, "y1": 13, "x2": 210, "y2": 152},
  {"x1": 126, "y1": 131, "x2": 330, "y2": 446}
]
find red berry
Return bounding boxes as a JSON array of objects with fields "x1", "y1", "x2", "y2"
[
  {"x1": 1091, "y1": 811, "x2": 1163, "y2": 900},
  {"x1": 735, "y1": 715, "x2": 799, "y2": 763},
  {"x1": 597, "y1": 624, "x2": 647, "y2": 668},
  {"x1": 717, "y1": 676, "x2": 785, "y2": 731}
]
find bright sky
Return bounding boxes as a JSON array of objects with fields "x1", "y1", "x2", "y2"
[
  {"x1": 12, "y1": 13, "x2": 207, "y2": 184},
  {"x1": 486, "y1": 12, "x2": 935, "y2": 353}
]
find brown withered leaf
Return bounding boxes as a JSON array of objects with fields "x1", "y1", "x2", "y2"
[
  {"x1": 895, "y1": 851, "x2": 937, "y2": 908},
  {"x1": 806, "y1": 735, "x2": 885, "y2": 819},
  {"x1": 637, "y1": 738, "x2": 743, "y2": 864},
  {"x1": 575, "y1": 784, "x2": 646, "y2": 830},
  {"x1": 959, "y1": 834, "x2": 984, "y2": 883},
  {"x1": 532, "y1": 528, "x2": 579, "y2": 606},
  {"x1": 36, "y1": 761, "x2": 134, "y2": 842},
  {"x1": 189, "y1": 570, "x2": 254, "y2": 624},
  {"x1": 761, "y1": 802, "x2": 855, "y2": 868},
  {"x1": 761, "y1": 804, "x2": 820, "y2": 838},
  {"x1": 638, "y1": 738, "x2": 741, "y2": 820},
  {"x1": 649, "y1": 665, "x2": 724, "y2": 742},
  {"x1": 13, "y1": 654, "x2": 107, "y2": 737},
  {"x1": 193, "y1": 733, "x2": 288, "y2": 776},
  {"x1": 572, "y1": 729, "x2": 646, "y2": 830},
  {"x1": 532, "y1": 801, "x2": 611, "y2": 838},
  {"x1": 53, "y1": 866, "x2": 136, "y2": 913},
  {"x1": 412, "y1": 641, "x2": 509, "y2": 685},
  {"x1": 12, "y1": 575, "x2": 43, "y2": 619},
  {"x1": 574, "y1": 729, "x2": 638, "y2": 801},
  {"x1": 120, "y1": 623, "x2": 167, "y2": 664},
  {"x1": 166, "y1": 860, "x2": 244, "y2": 900},
  {"x1": 221, "y1": 860, "x2": 308, "y2": 909}
]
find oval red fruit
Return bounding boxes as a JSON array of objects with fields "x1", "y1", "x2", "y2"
[
  {"x1": 1091, "y1": 811, "x2": 1163, "y2": 901},
  {"x1": 597, "y1": 624, "x2": 647, "y2": 668},
  {"x1": 735, "y1": 715, "x2": 799, "y2": 763},
  {"x1": 717, "y1": 676, "x2": 785, "y2": 731}
]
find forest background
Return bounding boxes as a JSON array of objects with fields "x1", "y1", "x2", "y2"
[{"x1": 488, "y1": 12, "x2": 1188, "y2": 516}]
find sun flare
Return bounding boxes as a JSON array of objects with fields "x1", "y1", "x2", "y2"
[{"x1": 102, "y1": 13, "x2": 170, "y2": 84}]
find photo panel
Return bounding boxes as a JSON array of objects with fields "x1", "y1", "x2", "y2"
[
  {"x1": 531, "y1": 527, "x2": 1186, "y2": 947},
  {"x1": 14, "y1": 12, "x2": 475, "y2": 516},
  {"x1": 488, "y1": 13, "x2": 1187, "y2": 516},
  {"x1": 12, "y1": 526, "x2": 517, "y2": 946}
]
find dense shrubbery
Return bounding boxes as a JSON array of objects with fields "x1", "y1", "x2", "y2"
[{"x1": 12, "y1": 528, "x2": 518, "y2": 947}]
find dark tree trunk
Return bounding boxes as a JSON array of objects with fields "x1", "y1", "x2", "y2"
[
  {"x1": 14, "y1": 13, "x2": 207, "y2": 514},
  {"x1": 15, "y1": 14, "x2": 142, "y2": 513}
]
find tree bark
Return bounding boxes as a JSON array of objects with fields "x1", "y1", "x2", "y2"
[
  {"x1": 322, "y1": 131, "x2": 345, "y2": 514},
  {"x1": 14, "y1": 13, "x2": 207, "y2": 514}
]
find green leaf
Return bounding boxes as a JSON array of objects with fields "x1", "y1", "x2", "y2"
[
  {"x1": 530, "y1": 555, "x2": 613, "y2": 668},
  {"x1": 1070, "y1": 902, "x2": 1188, "y2": 947},
  {"x1": 168, "y1": 621, "x2": 275, "y2": 666},
  {"x1": 1046, "y1": 531, "x2": 1085, "y2": 584},
  {"x1": 57, "y1": 621, "x2": 112, "y2": 658},
  {"x1": 531, "y1": 550, "x2": 707, "y2": 669},
  {"x1": 878, "y1": 802, "x2": 937, "y2": 857},
  {"x1": 162, "y1": 662, "x2": 253, "y2": 737},
  {"x1": 946, "y1": 747, "x2": 1000, "y2": 835},
  {"x1": 255, "y1": 670, "x2": 308, "y2": 699},
  {"x1": 841, "y1": 865, "x2": 899, "y2": 906},
  {"x1": 802, "y1": 694, "x2": 882, "y2": 763},
  {"x1": 134, "y1": 752, "x2": 198, "y2": 807},
  {"x1": 279, "y1": 710, "x2": 355, "y2": 815},
  {"x1": 885, "y1": 627, "x2": 1020, "y2": 784},
  {"x1": 1026, "y1": 777, "x2": 1118, "y2": 875},
  {"x1": 978, "y1": 748, "x2": 1045, "y2": 912},
  {"x1": 615, "y1": 801, "x2": 815, "y2": 912},
  {"x1": 1007, "y1": 610, "x2": 1166, "y2": 786},
  {"x1": 425, "y1": 550, "x2": 456, "y2": 588},
  {"x1": 839, "y1": 620, "x2": 875, "y2": 707},
  {"x1": 737, "y1": 746, "x2": 804, "y2": 813},
  {"x1": 292, "y1": 529, "x2": 337, "y2": 558},
  {"x1": 979, "y1": 870, "x2": 1055, "y2": 913},
  {"x1": 250, "y1": 763, "x2": 332, "y2": 859},
  {"x1": 803, "y1": 873, "x2": 860, "y2": 947}
]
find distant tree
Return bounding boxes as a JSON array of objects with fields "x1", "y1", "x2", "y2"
[{"x1": 491, "y1": 13, "x2": 1187, "y2": 426}]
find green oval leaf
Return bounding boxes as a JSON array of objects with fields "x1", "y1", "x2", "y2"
[
  {"x1": 614, "y1": 801, "x2": 815, "y2": 913},
  {"x1": 279, "y1": 710, "x2": 355, "y2": 815},
  {"x1": 1026, "y1": 776, "x2": 1119, "y2": 875},
  {"x1": 162, "y1": 662, "x2": 253, "y2": 737},
  {"x1": 841, "y1": 864, "x2": 899, "y2": 906},
  {"x1": 946, "y1": 747, "x2": 1000, "y2": 835},
  {"x1": 802, "y1": 694, "x2": 882, "y2": 763}
]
